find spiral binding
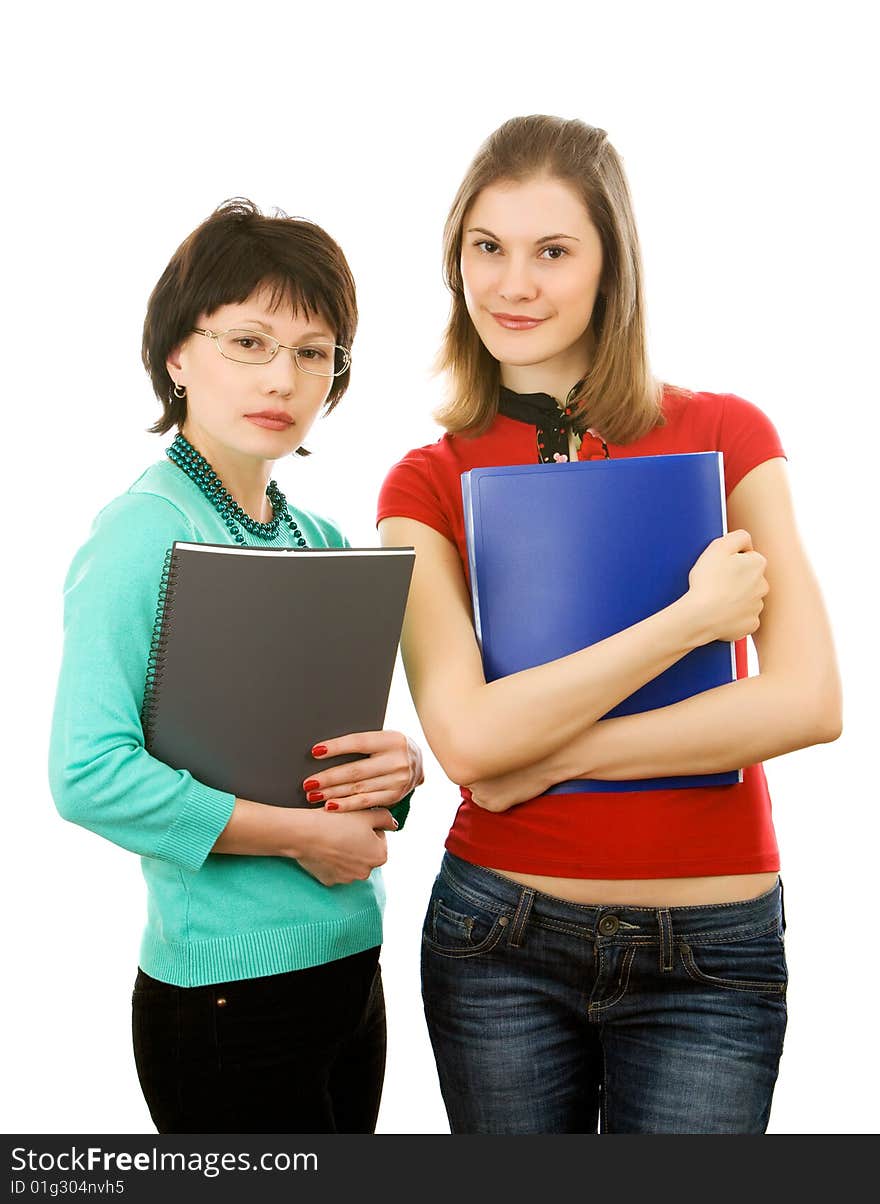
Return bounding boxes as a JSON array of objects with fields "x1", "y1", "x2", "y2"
[{"x1": 141, "y1": 546, "x2": 179, "y2": 749}]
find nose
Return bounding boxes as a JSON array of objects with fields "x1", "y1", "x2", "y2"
[
  {"x1": 260, "y1": 347, "x2": 298, "y2": 396},
  {"x1": 497, "y1": 254, "x2": 539, "y2": 304}
]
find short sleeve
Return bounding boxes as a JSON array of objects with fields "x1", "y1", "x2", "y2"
[
  {"x1": 377, "y1": 447, "x2": 455, "y2": 543},
  {"x1": 718, "y1": 394, "x2": 786, "y2": 494}
]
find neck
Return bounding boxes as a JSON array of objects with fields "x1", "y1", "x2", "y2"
[
  {"x1": 179, "y1": 423, "x2": 274, "y2": 522},
  {"x1": 499, "y1": 327, "x2": 596, "y2": 402}
]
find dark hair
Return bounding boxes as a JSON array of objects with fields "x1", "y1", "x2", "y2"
[{"x1": 142, "y1": 198, "x2": 358, "y2": 455}]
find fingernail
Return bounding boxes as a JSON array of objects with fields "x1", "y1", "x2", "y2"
[
  {"x1": 312, "y1": 745, "x2": 328, "y2": 757},
  {"x1": 307, "y1": 791, "x2": 325, "y2": 803},
  {"x1": 392, "y1": 818, "x2": 399, "y2": 829},
  {"x1": 303, "y1": 779, "x2": 320, "y2": 791},
  {"x1": 325, "y1": 801, "x2": 339, "y2": 811}
]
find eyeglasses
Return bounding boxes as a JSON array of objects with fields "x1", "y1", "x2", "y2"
[{"x1": 191, "y1": 328, "x2": 351, "y2": 378}]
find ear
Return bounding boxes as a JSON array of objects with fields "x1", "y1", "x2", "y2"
[{"x1": 166, "y1": 345, "x2": 184, "y2": 383}]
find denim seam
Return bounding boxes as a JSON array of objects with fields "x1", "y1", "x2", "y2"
[
  {"x1": 422, "y1": 918, "x2": 509, "y2": 960},
  {"x1": 438, "y1": 863, "x2": 515, "y2": 918},
  {"x1": 680, "y1": 917, "x2": 781, "y2": 945},
  {"x1": 433, "y1": 898, "x2": 474, "y2": 942},
  {"x1": 440, "y1": 859, "x2": 781, "y2": 942},
  {"x1": 679, "y1": 944, "x2": 787, "y2": 994},
  {"x1": 531, "y1": 916, "x2": 595, "y2": 939},
  {"x1": 658, "y1": 909, "x2": 673, "y2": 972},
  {"x1": 589, "y1": 947, "x2": 636, "y2": 1015},
  {"x1": 509, "y1": 888, "x2": 535, "y2": 948},
  {"x1": 528, "y1": 916, "x2": 779, "y2": 945},
  {"x1": 600, "y1": 1046, "x2": 608, "y2": 1134}
]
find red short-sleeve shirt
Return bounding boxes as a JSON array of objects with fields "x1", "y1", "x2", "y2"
[{"x1": 377, "y1": 388, "x2": 786, "y2": 879}]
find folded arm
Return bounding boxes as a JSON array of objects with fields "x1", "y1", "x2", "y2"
[
  {"x1": 466, "y1": 459, "x2": 842, "y2": 809},
  {"x1": 379, "y1": 511, "x2": 767, "y2": 784},
  {"x1": 49, "y1": 494, "x2": 398, "y2": 884}
]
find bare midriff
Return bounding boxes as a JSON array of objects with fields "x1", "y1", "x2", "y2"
[{"x1": 483, "y1": 870, "x2": 779, "y2": 907}]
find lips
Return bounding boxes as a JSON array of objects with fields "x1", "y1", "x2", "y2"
[
  {"x1": 245, "y1": 411, "x2": 295, "y2": 431},
  {"x1": 491, "y1": 313, "x2": 547, "y2": 331}
]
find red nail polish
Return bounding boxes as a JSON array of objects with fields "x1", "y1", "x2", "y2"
[
  {"x1": 325, "y1": 802, "x2": 339, "y2": 811},
  {"x1": 307, "y1": 791, "x2": 324, "y2": 802},
  {"x1": 303, "y1": 779, "x2": 320, "y2": 791},
  {"x1": 312, "y1": 745, "x2": 328, "y2": 757}
]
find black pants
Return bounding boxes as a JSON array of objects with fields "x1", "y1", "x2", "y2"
[{"x1": 132, "y1": 946, "x2": 385, "y2": 1133}]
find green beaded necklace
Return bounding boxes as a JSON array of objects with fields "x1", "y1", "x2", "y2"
[{"x1": 166, "y1": 432, "x2": 308, "y2": 547}]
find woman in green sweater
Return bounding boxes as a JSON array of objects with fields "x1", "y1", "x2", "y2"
[{"x1": 49, "y1": 199, "x2": 423, "y2": 1134}]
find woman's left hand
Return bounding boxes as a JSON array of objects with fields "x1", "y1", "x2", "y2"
[{"x1": 304, "y1": 731, "x2": 424, "y2": 811}]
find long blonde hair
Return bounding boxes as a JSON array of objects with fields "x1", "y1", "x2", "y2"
[{"x1": 435, "y1": 115, "x2": 665, "y2": 445}]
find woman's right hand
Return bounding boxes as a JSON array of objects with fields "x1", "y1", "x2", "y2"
[
  {"x1": 685, "y1": 529, "x2": 769, "y2": 642},
  {"x1": 291, "y1": 807, "x2": 397, "y2": 887}
]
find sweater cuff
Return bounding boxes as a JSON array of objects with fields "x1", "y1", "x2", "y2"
[
  {"x1": 389, "y1": 789, "x2": 413, "y2": 831},
  {"x1": 154, "y1": 780, "x2": 237, "y2": 872}
]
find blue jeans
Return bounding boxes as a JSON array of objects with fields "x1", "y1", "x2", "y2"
[{"x1": 421, "y1": 853, "x2": 787, "y2": 1134}]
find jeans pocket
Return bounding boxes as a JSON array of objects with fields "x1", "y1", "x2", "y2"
[
  {"x1": 678, "y1": 925, "x2": 788, "y2": 996},
  {"x1": 422, "y1": 882, "x2": 511, "y2": 959}
]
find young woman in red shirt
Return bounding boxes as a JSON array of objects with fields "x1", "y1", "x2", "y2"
[{"x1": 341, "y1": 115, "x2": 838, "y2": 1132}]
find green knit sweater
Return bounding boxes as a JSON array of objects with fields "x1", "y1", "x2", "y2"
[{"x1": 49, "y1": 459, "x2": 388, "y2": 987}]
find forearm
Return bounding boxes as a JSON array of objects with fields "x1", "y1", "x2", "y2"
[
  {"x1": 212, "y1": 797, "x2": 313, "y2": 858},
  {"x1": 440, "y1": 593, "x2": 708, "y2": 782},
  {"x1": 559, "y1": 673, "x2": 841, "y2": 781}
]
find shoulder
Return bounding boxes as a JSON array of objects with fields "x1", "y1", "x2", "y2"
[
  {"x1": 91, "y1": 468, "x2": 198, "y2": 547},
  {"x1": 384, "y1": 436, "x2": 454, "y2": 478},
  {"x1": 65, "y1": 468, "x2": 198, "y2": 597},
  {"x1": 378, "y1": 440, "x2": 451, "y2": 515},
  {"x1": 377, "y1": 437, "x2": 465, "y2": 539},
  {"x1": 661, "y1": 385, "x2": 779, "y2": 437},
  {"x1": 660, "y1": 386, "x2": 785, "y2": 495},
  {"x1": 379, "y1": 436, "x2": 455, "y2": 498}
]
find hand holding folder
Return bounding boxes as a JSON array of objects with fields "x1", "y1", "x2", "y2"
[
  {"x1": 461, "y1": 453, "x2": 742, "y2": 794},
  {"x1": 142, "y1": 543, "x2": 415, "y2": 808}
]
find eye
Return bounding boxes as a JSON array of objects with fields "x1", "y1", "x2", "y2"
[
  {"x1": 474, "y1": 239, "x2": 501, "y2": 255},
  {"x1": 297, "y1": 344, "x2": 331, "y2": 361},
  {"x1": 540, "y1": 245, "x2": 568, "y2": 260},
  {"x1": 232, "y1": 333, "x2": 268, "y2": 351}
]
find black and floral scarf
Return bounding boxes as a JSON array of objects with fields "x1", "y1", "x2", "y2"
[{"x1": 498, "y1": 385, "x2": 610, "y2": 463}]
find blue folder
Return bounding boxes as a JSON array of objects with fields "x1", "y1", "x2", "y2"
[{"x1": 461, "y1": 453, "x2": 741, "y2": 793}]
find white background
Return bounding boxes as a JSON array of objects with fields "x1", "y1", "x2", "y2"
[{"x1": 2, "y1": 0, "x2": 876, "y2": 1135}]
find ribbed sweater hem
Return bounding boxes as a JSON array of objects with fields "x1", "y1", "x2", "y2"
[{"x1": 139, "y1": 907, "x2": 384, "y2": 987}]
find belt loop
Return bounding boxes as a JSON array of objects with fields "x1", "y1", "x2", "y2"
[
  {"x1": 657, "y1": 908, "x2": 674, "y2": 972},
  {"x1": 778, "y1": 877, "x2": 786, "y2": 934},
  {"x1": 508, "y1": 887, "x2": 535, "y2": 948}
]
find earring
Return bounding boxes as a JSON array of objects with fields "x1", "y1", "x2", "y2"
[{"x1": 173, "y1": 383, "x2": 186, "y2": 399}]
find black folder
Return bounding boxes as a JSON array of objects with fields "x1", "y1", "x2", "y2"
[{"x1": 142, "y1": 542, "x2": 415, "y2": 808}]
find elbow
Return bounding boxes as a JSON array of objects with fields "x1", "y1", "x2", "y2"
[
  {"x1": 422, "y1": 718, "x2": 486, "y2": 787},
  {"x1": 49, "y1": 761, "x2": 91, "y2": 826},
  {"x1": 802, "y1": 679, "x2": 843, "y2": 746},
  {"x1": 813, "y1": 707, "x2": 843, "y2": 745},
  {"x1": 432, "y1": 744, "x2": 484, "y2": 789},
  {"x1": 49, "y1": 740, "x2": 122, "y2": 829}
]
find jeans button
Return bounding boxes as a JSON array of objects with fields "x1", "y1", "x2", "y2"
[{"x1": 598, "y1": 915, "x2": 620, "y2": 936}]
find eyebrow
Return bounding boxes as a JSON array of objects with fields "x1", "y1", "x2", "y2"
[
  {"x1": 467, "y1": 226, "x2": 581, "y2": 244},
  {"x1": 233, "y1": 318, "x2": 335, "y2": 339}
]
